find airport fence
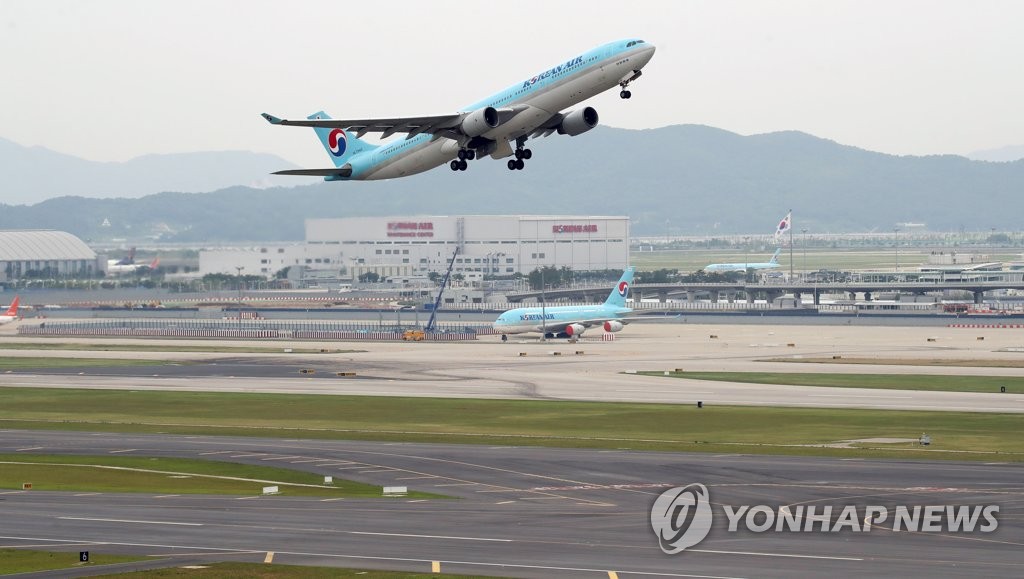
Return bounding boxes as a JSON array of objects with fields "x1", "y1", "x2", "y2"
[
  {"x1": 18, "y1": 319, "x2": 488, "y2": 341},
  {"x1": 947, "y1": 324, "x2": 1024, "y2": 329}
]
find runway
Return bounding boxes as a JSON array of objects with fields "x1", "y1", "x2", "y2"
[
  {"x1": 1, "y1": 430, "x2": 1021, "y2": 577},
  {"x1": 3, "y1": 322, "x2": 1024, "y2": 412},
  {"x1": 2, "y1": 322, "x2": 1023, "y2": 576}
]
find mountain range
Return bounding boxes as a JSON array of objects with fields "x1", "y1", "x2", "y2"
[
  {"x1": 1, "y1": 126, "x2": 1023, "y2": 240},
  {"x1": 0, "y1": 137, "x2": 312, "y2": 204}
]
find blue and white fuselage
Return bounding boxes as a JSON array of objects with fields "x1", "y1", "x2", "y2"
[
  {"x1": 704, "y1": 248, "x2": 783, "y2": 272},
  {"x1": 263, "y1": 39, "x2": 655, "y2": 180},
  {"x1": 493, "y1": 268, "x2": 635, "y2": 338}
]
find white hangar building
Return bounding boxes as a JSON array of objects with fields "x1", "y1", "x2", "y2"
[
  {"x1": 306, "y1": 215, "x2": 630, "y2": 279},
  {"x1": 0, "y1": 230, "x2": 99, "y2": 282},
  {"x1": 199, "y1": 215, "x2": 630, "y2": 282}
]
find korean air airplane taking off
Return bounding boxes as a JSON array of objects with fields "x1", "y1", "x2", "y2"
[
  {"x1": 703, "y1": 248, "x2": 782, "y2": 273},
  {"x1": 493, "y1": 268, "x2": 635, "y2": 340},
  {"x1": 262, "y1": 39, "x2": 655, "y2": 180}
]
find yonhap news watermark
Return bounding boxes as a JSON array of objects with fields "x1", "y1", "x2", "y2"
[{"x1": 651, "y1": 483, "x2": 999, "y2": 554}]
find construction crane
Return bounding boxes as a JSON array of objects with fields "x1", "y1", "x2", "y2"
[{"x1": 424, "y1": 248, "x2": 459, "y2": 334}]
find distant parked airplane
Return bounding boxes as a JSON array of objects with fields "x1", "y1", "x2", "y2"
[
  {"x1": 704, "y1": 248, "x2": 782, "y2": 272},
  {"x1": 493, "y1": 268, "x2": 636, "y2": 339},
  {"x1": 107, "y1": 254, "x2": 160, "y2": 275},
  {"x1": 107, "y1": 247, "x2": 137, "y2": 268},
  {"x1": 0, "y1": 296, "x2": 20, "y2": 325},
  {"x1": 263, "y1": 38, "x2": 655, "y2": 180}
]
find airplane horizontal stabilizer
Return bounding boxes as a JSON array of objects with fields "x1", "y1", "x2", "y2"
[{"x1": 273, "y1": 168, "x2": 353, "y2": 178}]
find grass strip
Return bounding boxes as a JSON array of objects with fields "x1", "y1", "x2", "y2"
[
  {"x1": 0, "y1": 342, "x2": 361, "y2": 354},
  {"x1": 0, "y1": 548, "x2": 146, "y2": 574},
  {"x1": 96, "y1": 561, "x2": 484, "y2": 578},
  {"x1": 0, "y1": 387, "x2": 1020, "y2": 460},
  {"x1": 643, "y1": 370, "x2": 1022, "y2": 394},
  {"x1": 0, "y1": 453, "x2": 439, "y2": 498},
  {"x1": 0, "y1": 357, "x2": 180, "y2": 370},
  {"x1": 765, "y1": 357, "x2": 1024, "y2": 369}
]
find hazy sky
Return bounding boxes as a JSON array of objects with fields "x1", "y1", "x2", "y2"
[{"x1": 3, "y1": 1, "x2": 1022, "y2": 167}]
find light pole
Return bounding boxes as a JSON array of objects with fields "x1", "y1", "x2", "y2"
[
  {"x1": 893, "y1": 228, "x2": 900, "y2": 276},
  {"x1": 540, "y1": 268, "x2": 547, "y2": 343},
  {"x1": 744, "y1": 236, "x2": 750, "y2": 283},
  {"x1": 801, "y1": 228, "x2": 807, "y2": 278},
  {"x1": 234, "y1": 266, "x2": 244, "y2": 327}
]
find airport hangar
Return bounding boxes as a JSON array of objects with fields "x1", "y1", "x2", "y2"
[
  {"x1": 0, "y1": 229, "x2": 100, "y2": 283},
  {"x1": 200, "y1": 215, "x2": 630, "y2": 282}
]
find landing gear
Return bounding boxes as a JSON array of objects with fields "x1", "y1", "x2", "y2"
[
  {"x1": 508, "y1": 138, "x2": 532, "y2": 170},
  {"x1": 619, "y1": 69, "x2": 642, "y2": 99},
  {"x1": 501, "y1": 334, "x2": 508, "y2": 342},
  {"x1": 451, "y1": 148, "x2": 475, "y2": 171}
]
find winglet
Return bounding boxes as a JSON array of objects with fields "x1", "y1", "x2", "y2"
[{"x1": 261, "y1": 113, "x2": 284, "y2": 125}]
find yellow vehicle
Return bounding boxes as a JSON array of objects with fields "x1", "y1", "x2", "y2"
[{"x1": 402, "y1": 329, "x2": 425, "y2": 341}]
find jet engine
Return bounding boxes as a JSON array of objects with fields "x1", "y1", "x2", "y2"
[
  {"x1": 557, "y1": 107, "x2": 599, "y2": 136},
  {"x1": 603, "y1": 320, "x2": 624, "y2": 333},
  {"x1": 565, "y1": 323, "x2": 587, "y2": 337},
  {"x1": 461, "y1": 107, "x2": 500, "y2": 137}
]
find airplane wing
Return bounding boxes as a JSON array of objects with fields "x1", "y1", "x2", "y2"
[
  {"x1": 539, "y1": 317, "x2": 642, "y2": 334},
  {"x1": 272, "y1": 167, "x2": 353, "y2": 178},
  {"x1": 262, "y1": 107, "x2": 528, "y2": 140},
  {"x1": 527, "y1": 112, "x2": 571, "y2": 139},
  {"x1": 262, "y1": 112, "x2": 460, "y2": 139}
]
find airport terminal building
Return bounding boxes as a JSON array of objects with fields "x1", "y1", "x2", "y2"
[{"x1": 200, "y1": 215, "x2": 629, "y2": 282}]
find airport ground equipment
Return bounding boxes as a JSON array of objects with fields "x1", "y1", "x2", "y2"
[{"x1": 425, "y1": 248, "x2": 459, "y2": 333}]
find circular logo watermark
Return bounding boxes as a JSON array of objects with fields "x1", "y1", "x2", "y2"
[{"x1": 650, "y1": 483, "x2": 713, "y2": 554}]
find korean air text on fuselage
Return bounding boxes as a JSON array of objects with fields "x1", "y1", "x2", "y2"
[{"x1": 522, "y1": 56, "x2": 584, "y2": 89}]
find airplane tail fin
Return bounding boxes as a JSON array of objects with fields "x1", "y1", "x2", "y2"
[
  {"x1": 770, "y1": 248, "x2": 782, "y2": 264},
  {"x1": 307, "y1": 111, "x2": 378, "y2": 167},
  {"x1": 4, "y1": 296, "x2": 19, "y2": 317},
  {"x1": 148, "y1": 258, "x2": 160, "y2": 269},
  {"x1": 604, "y1": 267, "x2": 635, "y2": 308}
]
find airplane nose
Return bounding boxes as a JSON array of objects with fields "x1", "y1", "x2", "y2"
[{"x1": 641, "y1": 45, "x2": 656, "y2": 64}]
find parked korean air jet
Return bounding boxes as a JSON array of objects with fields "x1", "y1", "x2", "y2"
[
  {"x1": 262, "y1": 39, "x2": 655, "y2": 180},
  {"x1": 0, "y1": 296, "x2": 20, "y2": 325},
  {"x1": 493, "y1": 268, "x2": 635, "y2": 340},
  {"x1": 703, "y1": 248, "x2": 782, "y2": 273}
]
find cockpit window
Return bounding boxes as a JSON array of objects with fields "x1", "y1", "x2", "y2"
[{"x1": 626, "y1": 40, "x2": 646, "y2": 48}]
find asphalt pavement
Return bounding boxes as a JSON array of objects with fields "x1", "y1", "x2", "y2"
[{"x1": 1, "y1": 430, "x2": 1020, "y2": 578}]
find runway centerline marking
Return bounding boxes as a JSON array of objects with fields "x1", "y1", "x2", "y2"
[
  {"x1": 59, "y1": 516, "x2": 202, "y2": 527},
  {"x1": 690, "y1": 548, "x2": 862, "y2": 561},
  {"x1": 809, "y1": 394, "x2": 914, "y2": 399},
  {"x1": 349, "y1": 531, "x2": 511, "y2": 543}
]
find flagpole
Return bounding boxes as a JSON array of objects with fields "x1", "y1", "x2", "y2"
[{"x1": 788, "y1": 209, "x2": 794, "y2": 280}]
